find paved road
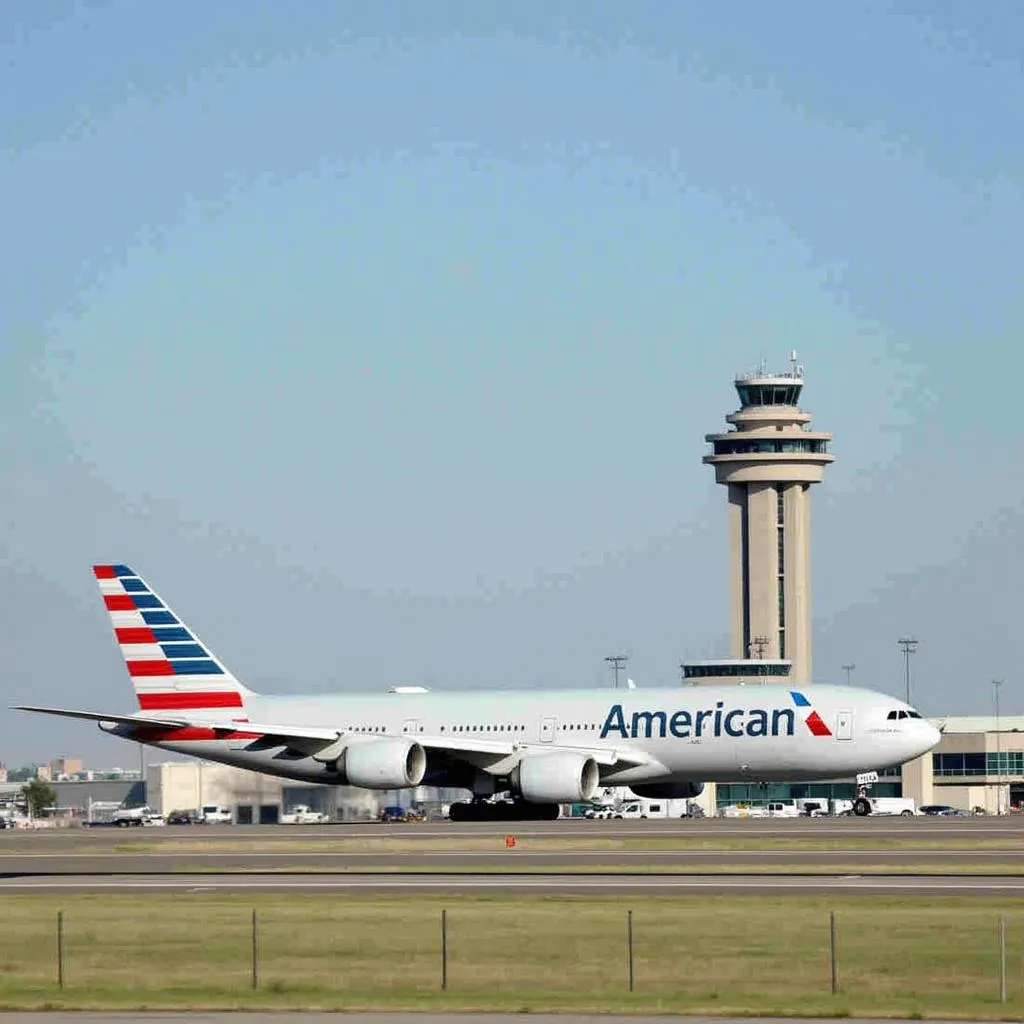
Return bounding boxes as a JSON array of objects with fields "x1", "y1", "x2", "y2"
[
  {"x1": 1, "y1": 849, "x2": 1021, "y2": 875},
  {"x1": 0, "y1": 1017, "x2": 1006, "y2": 1024},
  {"x1": 3, "y1": 871, "x2": 1024, "y2": 894},
  {"x1": 2, "y1": 815, "x2": 1020, "y2": 877},
  {"x1": 2, "y1": 815, "x2": 1022, "y2": 848}
]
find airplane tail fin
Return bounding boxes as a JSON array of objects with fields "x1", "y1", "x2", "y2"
[{"x1": 92, "y1": 564, "x2": 256, "y2": 717}]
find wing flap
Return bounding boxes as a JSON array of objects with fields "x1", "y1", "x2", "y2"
[{"x1": 413, "y1": 733, "x2": 656, "y2": 769}]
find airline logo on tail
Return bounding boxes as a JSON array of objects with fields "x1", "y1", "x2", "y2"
[
  {"x1": 790, "y1": 691, "x2": 832, "y2": 737},
  {"x1": 93, "y1": 564, "x2": 247, "y2": 713}
]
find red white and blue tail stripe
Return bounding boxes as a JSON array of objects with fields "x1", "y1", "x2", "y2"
[{"x1": 92, "y1": 564, "x2": 255, "y2": 716}]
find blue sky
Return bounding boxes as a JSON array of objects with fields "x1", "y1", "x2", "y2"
[{"x1": 2, "y1": 0, "x2": 1022, "y2": 764}]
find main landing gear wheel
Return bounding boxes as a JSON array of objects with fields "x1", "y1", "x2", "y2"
[
  {"x1": 448, "y1": 800, "x2": 560, "y2": 822},
  {"x1": 852, "y1": 797, "x2": 871, "y2": 817}
]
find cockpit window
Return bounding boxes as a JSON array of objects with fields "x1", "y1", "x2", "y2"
[{"x1": 887, "y1": 709, "x2": 923, "y2": 721}]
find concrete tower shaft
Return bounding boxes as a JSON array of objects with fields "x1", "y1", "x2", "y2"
[{"x1": 702, "y1": 355, "x2": 834, "y2": 683}]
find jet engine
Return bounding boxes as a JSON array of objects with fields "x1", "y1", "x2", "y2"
[
  {"x1": 336, "y1": 737, "x2": 427, "y2": 789},
  {"x1": 512, "y1": 751, "x2": 600, "y2": 804},
  {"x1": 629, "y1": 782, "x2": 705, "y2": 800}
]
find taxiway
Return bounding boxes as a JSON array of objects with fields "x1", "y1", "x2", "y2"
[
  {"x1": 2, "y1": 814, "x2": 1022, "y2": 847},
  {"x1": 2, "y1": 871, "x2": 1022, "y2": 895}
]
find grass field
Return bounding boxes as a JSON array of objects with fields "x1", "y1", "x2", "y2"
[{"x1": 1, "y1": 893, "x2": 1023, "y2": 1017}]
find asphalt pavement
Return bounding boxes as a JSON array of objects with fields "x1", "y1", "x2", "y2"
[
  {"x1": 2, "y1": 815, "x2": 1023, "y2": 846},
  {"x1": 2, "y1": 871, "x2": 1022, "y2": 894}
]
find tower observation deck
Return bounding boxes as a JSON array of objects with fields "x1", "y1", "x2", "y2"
[{"x1": 702, "y1": 353, "x2": 834, "y2": 683}]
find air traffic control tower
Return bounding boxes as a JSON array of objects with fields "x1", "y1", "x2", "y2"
[{"x1": 703, "y1": 354, "x2": 834, "y2": 684}]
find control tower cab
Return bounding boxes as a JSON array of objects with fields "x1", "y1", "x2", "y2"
[{"x1": 703, "y1": 353, "x2": 834, "y2": 684}]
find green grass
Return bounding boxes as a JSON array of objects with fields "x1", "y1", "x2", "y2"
[{"x1": 2, "y1": 894, "x2": 1024, "y2": 1017}]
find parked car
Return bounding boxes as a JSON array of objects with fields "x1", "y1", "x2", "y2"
[{"x1": 919, "y1": 804, "x2": 969, "y2": 816}]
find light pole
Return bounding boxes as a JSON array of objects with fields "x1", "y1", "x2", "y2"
[
  {"x1": 993, "y1": 679, "x2": 1003, "y2": 816},
  {"x1": 605, "y1": 654, "x2": 628, "y2": 690},
  {"x1": 842, "y1": 663, "x2": 855, "y2": 686},
  {"x1": 897, "y1": 638, "x2": 918, "y2": 704}
]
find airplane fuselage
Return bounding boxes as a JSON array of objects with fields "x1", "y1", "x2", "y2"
[{"x1": 105, "y1": 681, "x2": 938, "y2": 791}]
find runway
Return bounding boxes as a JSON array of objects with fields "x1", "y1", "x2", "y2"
[
  {"x1": 1, "y1": 849, "x2": 1021, "y2": 874},
  {"x1": 4, "y1": 871, "x2": 1024, "y2": 894},
  {"x1": 3, "y1": 814, "x2": 1023, "y2": 846},
  {"x1": 1, "y1": 816, "x2": 1021, "y2": 889}
]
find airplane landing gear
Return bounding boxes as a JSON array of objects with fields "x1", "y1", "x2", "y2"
[
  {"x1": 852, "y1": 770, "x2": 878, "y2": 816},
  {"x1": 448, "y1": 799, "x2": 560, "y2": 822}
]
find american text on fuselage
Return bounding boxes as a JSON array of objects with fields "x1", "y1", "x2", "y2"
[{"x1": 600, "y1": 702, "x2": 794, "y2": 740}]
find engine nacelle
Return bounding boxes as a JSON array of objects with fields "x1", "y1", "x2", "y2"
[
  {"x1": 629, "y1": 781, "x2": 705, "y2": 800},
  {"x1": 512, "y1": 751, "x2": 600, "y2": 804},
  {"x1": 338, "y1": 737, "x2": 427, "y2": 790}
]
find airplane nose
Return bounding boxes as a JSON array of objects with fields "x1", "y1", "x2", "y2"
[{"x1": 912, "y1": 720, "x2": 941, "y2": 756}]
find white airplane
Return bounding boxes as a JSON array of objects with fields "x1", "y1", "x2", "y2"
[{"x1": 13, "y1": 565, "x2": 940, "y2": 821}]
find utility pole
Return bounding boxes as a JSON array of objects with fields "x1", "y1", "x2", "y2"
[
  {"x1": 993, "y1": 679, "x2": 1003, "y2": 816},
  {"x1": 842, "y1": 663, "x2": 855, "y2": 686},
  {"x1": 605, "y1": 654, "x2": 628, "y2": 690},
  {"x1": 897, "y1": 638, "x2": 918, "y2": 704}
]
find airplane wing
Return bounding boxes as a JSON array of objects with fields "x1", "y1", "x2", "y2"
[
  {"x1": 11, "y1": 706, "x2": 342, "y2": 742},
  {"x1": 12, "y1": 705, "x2": 193, "y2": 730},
  {"x1": 12, "y1": 706, "x2": 656, "y2": 770}
]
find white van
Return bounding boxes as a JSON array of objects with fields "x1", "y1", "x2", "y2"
[
  {"x1": 614, "y1": 798, "x2": 689, "y2": 819},
  {"x1": 198, "y1": 804, "x2": 233, "y2": 824}
]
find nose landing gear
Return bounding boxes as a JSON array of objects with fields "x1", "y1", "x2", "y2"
[{"x1": 852, "y1": 770, "x2": 879, "y2": 816}]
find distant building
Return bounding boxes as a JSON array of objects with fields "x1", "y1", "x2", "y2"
[
  {"x1": 47, "y1": 757, "x2": 84, "y2": 780},
  {"x1": 146, "y1": 761, "x2": 456, "y2": 822}
]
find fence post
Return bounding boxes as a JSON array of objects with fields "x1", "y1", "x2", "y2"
[
  {"x1": 57, "y1": 910, "x2": 65, "y2": 989},
  {"x1": 829, "y1": 911, "x2": 838, "y2": 995},
  {"x1": 251, "y1": 909, "x2": 259, "y2": 990},
  {"x1": 627, "y1": 909, "x2": 634, "y2": 992},
  {"x1": 1000, "y1": 915, "x2": 1007, "y2": 1003},
  {"x1": 441, "y1": 908, "x2": 448, "y2": 990}
]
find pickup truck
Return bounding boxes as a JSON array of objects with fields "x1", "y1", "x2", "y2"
[
  {"x1": 280, "y1": 804, "x2": 330, "y2": 824},
  {"x1": 111, "y1": 806, "x2": 165, "y2": 827},
  {"x1": 198, "y1": 805, "x2": 233, "y2": 824}
]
